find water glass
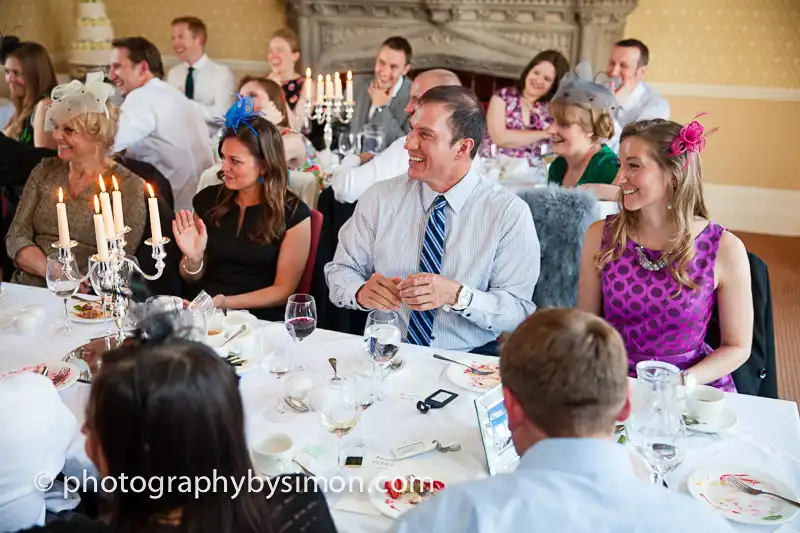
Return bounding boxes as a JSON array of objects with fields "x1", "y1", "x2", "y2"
[
  {"x1": 261, "y1": 322, "x2": 297, "y2": 423},
  {"x1": 45, "y1": 253, "x2": 82, "y2": 335},
  {"x1": 338, "y1": 132, "x2": 356, "y2": 157},
  {"x1": 626, "y1": 360, "x2": 681, "y2": 449},
  {"x1": 357, "y1": 124, "x2": 384, "y2": 154},
  {"x1": 363, "y1": 310, "x2": 401, "y2": 401}
]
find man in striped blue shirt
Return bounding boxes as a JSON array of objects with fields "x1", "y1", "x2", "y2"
[{"x1": 324, "y1": 86, "x2": 540, "y2": 353}]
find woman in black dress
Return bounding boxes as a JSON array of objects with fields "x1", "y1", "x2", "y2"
[{"x1": 173, "y1": 114, "x2": 311, "y2": 321}]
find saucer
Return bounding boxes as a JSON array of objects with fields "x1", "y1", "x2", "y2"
[{"x1": 684, "y1": 408, "x2": 737, "y2": 433}]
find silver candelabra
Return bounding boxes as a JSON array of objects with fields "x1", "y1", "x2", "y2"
[
  {"x1": 304, "y1": 95, "x2": 355, "y2": 154},
  {"x1": 53, "y1": 227, "x2": 170, "y2": 343}
]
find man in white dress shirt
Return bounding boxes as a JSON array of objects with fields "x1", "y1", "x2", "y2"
[
  {"x1": 166, "y1": 16, "x2": 235, "y2": 138},
  {"x1": 391, "y1": 308, "x2": 735, "y2": 533},
  {"x1": 326, "y1": 86, "x2": 539, "y2": 354},
  {"x1": 605, "y1": 39, "x2": 670, "y2": 128},
  {"x1": 110, "y1": 37, "x2": 214, "y2": 211},
  {"x1": 331, "y1": 69, "x2": 462, "y2": 203}
]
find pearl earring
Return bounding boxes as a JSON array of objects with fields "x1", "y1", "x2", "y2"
[{"x1": 668, "y1": 203, "x2": 673, "y2": 210}]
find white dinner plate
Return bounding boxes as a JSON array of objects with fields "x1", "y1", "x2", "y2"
[
  {"x1": 0, "y1": 361, "x2": 79, "y2": 391},
  {"x1": 69, "y1": 296, "x2": 113, "y2": 323},
  {"x1": 687, "y1": 466, "x2": 799, "y2": 525},
  {"x1": 684, "y1": 409, "x2": 738, "y2": 434},
  {"x1": 445, "y1": 355, "x2": 501, "y2": 393},
  {"x1": 367, "y1": 454, "x2": 483, "y2": 519}
]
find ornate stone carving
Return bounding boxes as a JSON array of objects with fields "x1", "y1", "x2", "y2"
[{"x1": 284, "y1": 0, "x2": 640, "y2": 76}]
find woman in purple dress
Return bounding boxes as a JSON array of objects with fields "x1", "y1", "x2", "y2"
[
  {"x1": 481, "y1": 50, "x2": 569, "y2": 164},
  {"x1": 577, "y1": 118, "x2": 753, "y2": 391}
]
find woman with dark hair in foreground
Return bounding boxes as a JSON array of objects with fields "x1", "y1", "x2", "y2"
[{"x1": 21, "y1": 313, "x2": 337, "y2": 533}]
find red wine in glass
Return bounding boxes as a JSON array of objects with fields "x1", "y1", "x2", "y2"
[{"x1": 287, "y1": 317, "x2": 316, "y2": 341}]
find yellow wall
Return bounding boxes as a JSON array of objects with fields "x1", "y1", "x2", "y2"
[
  {"x1": 626, "y1": 0, "x2": 800, "y2": 190},
  {"x1": 0, "y1": 0, "x2": 286, "y2": 61}
]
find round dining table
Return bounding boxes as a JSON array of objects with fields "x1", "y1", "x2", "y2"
[{"x1": 1, "y1": 283, "x2": 799, "y2": 532}]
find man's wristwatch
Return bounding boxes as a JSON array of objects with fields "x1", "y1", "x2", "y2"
[
  {"x1": 680, "y1": 370, "x2": 696, "y2": 388},
  {"x1": 450, "y1": 285, "x2": 473, "y2": 312}
]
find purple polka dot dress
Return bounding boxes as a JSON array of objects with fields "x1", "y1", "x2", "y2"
[{"x1": 600, "y1": 217, "x2": 736, "y2": 392}]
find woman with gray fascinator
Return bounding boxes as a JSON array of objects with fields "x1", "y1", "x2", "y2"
[
  {"x1": 546, "y1": 62, "x2": 623, "y2": 201},
  {"x1": 5, "y1": 72, "x2": 147, "y2": 288}
]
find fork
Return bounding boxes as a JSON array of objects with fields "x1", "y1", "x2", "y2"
[
  {"x1": 432, "y1": 354, "x2": 494, "y2": 375},
  {"x1": 49, "y1": 367, "x2": 71, "y2": 388},
  {"x1": 725, "y1": 475, "x2": 800, "y2": 508}
]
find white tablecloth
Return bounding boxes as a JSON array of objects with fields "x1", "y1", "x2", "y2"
[{"x1": 0, "y1": 283, "x2": 798, "y2": 532}]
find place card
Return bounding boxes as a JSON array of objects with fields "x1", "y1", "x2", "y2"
[
  {"x1": 474, "y1": 385, "x2": 519, "y2": 475},
  {"x1": 396, "y1": 391, "x2": 421, "y2": 402}
]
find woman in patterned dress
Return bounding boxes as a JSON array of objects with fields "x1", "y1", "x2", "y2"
[
  {"x1": 577, "y1": 118, "x2": 752, "y2": 391},
  {"x1": 480, "y1": 50, "x2": 569, "y2": 164},
  {"x1": 266, "y1": 28, "x2": 306, "y2": 130},
  {"x1": 238, "y1": 76, "x2": 324, "y2": 187}
]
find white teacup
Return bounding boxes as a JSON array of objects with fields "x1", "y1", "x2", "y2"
[
  {"x1": 686, "y1": 385, "x2": 725, "y2": 426},
  {"x1": 252, "y1": 434, "x2": 294, "y2": 476}
]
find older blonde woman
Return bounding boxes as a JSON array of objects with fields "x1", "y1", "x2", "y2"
[{"x1": 6, "y1": 73, "x2": 147, "y2": 287}]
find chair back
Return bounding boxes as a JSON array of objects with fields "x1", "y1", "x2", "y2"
[
  {"x1": 517, "y1": 185, "x2": 599, "y2": 309},
  {"x1": 705, "y1": 252, "x2": 777, "y2": 398},
  {"x1": 297, "y1": 209, "x2": 323, "y2": 294}
]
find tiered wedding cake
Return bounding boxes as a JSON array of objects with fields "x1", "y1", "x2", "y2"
[{"x1": 69, "y1": 0, "x2": 114, "y2": 69}]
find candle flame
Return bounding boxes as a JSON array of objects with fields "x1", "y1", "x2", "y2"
[
  {"x1": 58, "y1": 187, "x2": 63, "y2": 203},
  {"x1": 317, "y1": 74, "x2": 323, "y2": 82},
  {"x1": 326, "y1": 74, "x2": 331, "y2": 81},
  {"x1": 93, "y1": 195, "x2": 100, "y2": 214},
  {"x1": 334, "y1": 71, "x2": 340, "y2": 80},
  {"x1": 146, "y1": 183, "x2": 155, "y2": 198},
  {"x1": 347, "y1": 71, "x2": 352, "y2": 81},
  {"x1": 98, "y1": 175, "x2": 106, "y2": 192},
  {"x1": 112, "y1": 176, "x2": 119, "y2": 191},
  {"x1": 306, "y1": 67, "x2": 311, "y2": 77}
]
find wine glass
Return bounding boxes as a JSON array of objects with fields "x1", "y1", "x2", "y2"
[
  {"x1": 317, "y1": 376, "x2": 361, "y2": 478},
  {"x1": 261, "y1": 322, "x2": 297, "y2": 423},
  {"x1": 363, "y1": 310, "x2": 401, "y2": 401},
  {"x1": 640, "y1": 385, "x2": 687, "y2": 486},
  {"x1": 285, "y1": 294, "x2": 316, "y2": 370},
  {"x1": 45, "y1": 253, "x2": 82, "y2": 335},
  {"x1": 337, "y1": 132, "x2": 356, "y2": 158},
  {"x1": 350, "y1": 367, "x2": 380, "y2": 449}
]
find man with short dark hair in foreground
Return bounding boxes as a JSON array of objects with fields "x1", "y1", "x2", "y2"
[{"x1": 390, "y1": 308, "x2": 734, "y2": 533}]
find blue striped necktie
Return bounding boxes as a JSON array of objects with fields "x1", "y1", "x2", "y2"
[{"x1": 407, "y1": 195, "x2": 447, "y2": 347}]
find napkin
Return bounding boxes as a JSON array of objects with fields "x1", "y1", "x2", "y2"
[
  {"x1": 334, "y1": 494, "x2": 382, "y2": 516},
  {"x1": 501, "y1": 157, "x2": 530, "y2": 180}
]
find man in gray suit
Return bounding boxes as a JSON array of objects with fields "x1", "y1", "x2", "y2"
[{"x1": 349, "y1": 36, "x2": 412, "y2": 150}]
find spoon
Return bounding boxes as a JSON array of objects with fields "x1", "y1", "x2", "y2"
[
  {"x1": 328, "y1": 357, "x2": 341, "y2": 381},
  {"x1": 432, "y1": 353, "x2": 494, "y2": 375},
  {"x1": 285, "y1": 397, "x2": 310, "y2": 413},
  {"x1": 220, "y1": 325, "x2": 246, "y2": 348}
]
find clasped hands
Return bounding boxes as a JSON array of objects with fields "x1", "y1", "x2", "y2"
[{"x1": 356, "y1": 273, "x2": 461, "y2": 312}]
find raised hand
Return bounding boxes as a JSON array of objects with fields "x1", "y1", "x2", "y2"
[
  {"x1": 263, "y1": 100, "x2": 285, "y2": 126},
  {"x1": 356, "y1": 273, "x2": 402, "y2": 311},
  {"x1": 172, "y1": 210, "x2": 208, "y2": 263}
]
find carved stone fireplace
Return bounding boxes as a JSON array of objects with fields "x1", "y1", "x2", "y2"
[{"x1": 284, "y1": 0, "x2": 639, "y2": 96}]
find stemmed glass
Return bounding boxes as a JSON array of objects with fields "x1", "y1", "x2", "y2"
[
  {"x1": 261, "y1": 322, "x2": 297, "y2": 423},
  {"x1": 317, "y1": 376, "x2": 361, "y2": 478},
  {"x1": 641, "y1": 405, "x2": 687, "y2": 487},
  {"x1": 45, "y1": 253, "x2": 82, "y2": 335},
  {"x1": 285, "y1": 294, "x2": 316, "y2": 370},
  {"x1": 337, "y1": 132, "x2": 356, "y2": 158},
  {"x1": 350, "y1": 367, "x2": 380, "y2": 449},
  {"x1": 363, "y1": 310, "x2": 401, "y2": 401}
]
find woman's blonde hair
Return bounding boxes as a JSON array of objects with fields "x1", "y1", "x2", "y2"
[
  {"x1": 548, "y1": 100, "x2": 614, "y2": 142},
  {"x1": 596, "y1": 119, "x2": 709, "y2": 293},
  {"x1": 62, "y1": 103, "x2": 121, "y2": 153}
]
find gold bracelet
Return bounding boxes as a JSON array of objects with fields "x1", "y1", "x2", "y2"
[{"x1": 182, "y1": 258, "x2": 203, "y2": 275}]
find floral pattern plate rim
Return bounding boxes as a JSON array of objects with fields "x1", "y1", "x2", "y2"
[
  {"x1": 687, "y1": 466, "x2": 799, "y2": 526},
  {"x1": 445, "y1": 354, "x2": 501, "y2": 393}
]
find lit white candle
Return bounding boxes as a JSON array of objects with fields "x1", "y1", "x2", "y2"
[
  {"x1": 111, "y1": 176, "x2": 124, "y2": 233},
  {"x1": 316, "y1": 74, "x2": 324, "y2": 104},
  {"x1": 334, "y1": 72, "x2": 343, "y2": 100},
  {"x1": 56, "y1": 187, "x2": 70, "y2": 248},
  {"x1": 303, "y1": 67, "x2": 313, "y2": 101},
  {"x1": 346, "y1": 71, "x2": 354, "y2": 103},
  {"x1": 146, "y1": 183, "x2": 162, "y2": 243},
  {"x1": 98, "y1": 176, "x2": 116, "y2": 237},
  {"x1": 93, "y1": 195, "x2": 109, "y2": 261},
  {"x1": 325, "y1": 74, "x2": 334, "y2": 100}
]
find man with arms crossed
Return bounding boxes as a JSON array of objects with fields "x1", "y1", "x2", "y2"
[
  {"x1": 325, "y1": 86, "x2": 539, "y2": 354},
  {"x1": 391, "y1": 308, "x2": 735, "y2": 533},
  {"x1": 331, "y1": 69, "x2": 461, "y2": 204}
]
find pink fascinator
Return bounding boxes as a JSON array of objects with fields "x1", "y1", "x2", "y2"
[{"x1": 668, "y1": 112, "x2": 718, "y2": 167}]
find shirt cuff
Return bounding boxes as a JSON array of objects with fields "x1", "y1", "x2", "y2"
[
  {"x1": 451, "y1": 288, "x2": 493, "y2": 320},
  {"x1": 344, "y1": 280, "x2": 369, "y2": 311},
  {"x1": 341, "y1": 154, "x2": 361, "y2": 168}
]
